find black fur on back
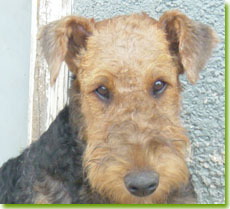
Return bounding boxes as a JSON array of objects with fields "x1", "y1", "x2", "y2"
[{"x1": 0, "y1": 106, "x2": 102, "y2": 203}]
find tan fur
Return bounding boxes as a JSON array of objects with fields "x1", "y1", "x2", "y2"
[{"x1": 40, "y1": 10, "x2": 218, "y2": 204}]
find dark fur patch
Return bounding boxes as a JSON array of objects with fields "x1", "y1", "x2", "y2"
[{"x1": 0, "y1": 107, "x2": 89, "y2": 203}]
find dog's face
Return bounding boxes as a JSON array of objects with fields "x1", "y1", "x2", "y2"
[
  {"x1": 78, "y1": 14, "x2": 181, "y2": 145},
  {"x1": 40, "y1": 11, "x2": 218, "y2": 203}
]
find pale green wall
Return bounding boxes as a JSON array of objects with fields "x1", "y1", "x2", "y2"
[{"x1": 0, "y1": 1, "x2": 31, "y2": 166}]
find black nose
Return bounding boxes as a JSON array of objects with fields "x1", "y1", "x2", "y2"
[{"x1": 124, "y1": 171, "x2": 159, "y2": 197}]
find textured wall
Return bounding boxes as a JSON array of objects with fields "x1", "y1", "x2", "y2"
[{"x1": 72, "y1": 0, "x2": 225, "y2": 204}]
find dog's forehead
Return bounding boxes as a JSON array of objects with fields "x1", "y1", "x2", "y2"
[
  {"x1": 79, "y1": 14, "x2": 176, "y2": 87},
  {"x1": 88, "y1": 13, "x2": 170, "y2": 65}
]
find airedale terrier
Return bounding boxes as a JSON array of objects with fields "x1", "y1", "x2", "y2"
[{"x1": 0, "y1": 10, "x2": 218, "y2": 204}]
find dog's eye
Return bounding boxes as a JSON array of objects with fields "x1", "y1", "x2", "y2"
[
  {"x1": 95, "y1": 86, "x2": 110, "y2": 101},
  {"x1": 152, "y1": 80, "x2": 167, "y2": 97}
]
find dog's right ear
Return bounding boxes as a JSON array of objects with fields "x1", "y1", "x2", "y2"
[{"x1": 39, "y1": 16, "x2": 94, "y2": 85}]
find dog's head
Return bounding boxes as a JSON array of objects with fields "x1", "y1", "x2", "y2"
[{"x1": 39, "y1": 10, "x2": 218, "y2": 203}]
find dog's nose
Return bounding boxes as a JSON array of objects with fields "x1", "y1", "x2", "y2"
[{"x1": 124, "y1": 171, "x2": 159, "y2": 197}]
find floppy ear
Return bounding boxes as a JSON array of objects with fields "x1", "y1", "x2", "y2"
[
  {"x1": 39, "y1": 16, "x2": 94, "y2": 85},
  {"x1": 158, "y1": 10, "x2": 219, "y2": 84}
]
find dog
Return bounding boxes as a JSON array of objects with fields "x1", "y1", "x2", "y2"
[{"x1": 0, "y1": 10, "x2": 218, "y2": 204}]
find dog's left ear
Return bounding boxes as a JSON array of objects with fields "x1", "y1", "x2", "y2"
[
  {"x1": 158, "y1": 10, "x2": 219, "y2": 84},
  {"x1": 39, "y1": 16, "x2": 94, "y2": 85}
]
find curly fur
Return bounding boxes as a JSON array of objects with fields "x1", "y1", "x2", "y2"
[
  {"x1": 0, "y1": 107, "x2": 79, "y2": 203},
  {"x1": 0, "y1": 104, "x2": 196, "y2": 204}
]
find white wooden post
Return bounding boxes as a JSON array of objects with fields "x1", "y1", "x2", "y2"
[{"x1": 28, "y1": 0, "x2": 72, "y2": 143}]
